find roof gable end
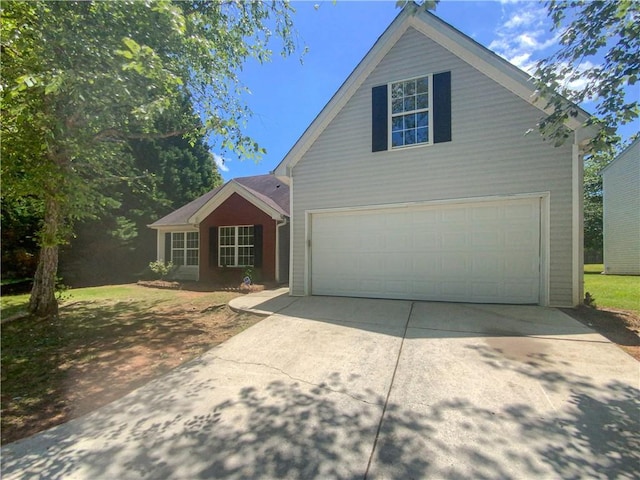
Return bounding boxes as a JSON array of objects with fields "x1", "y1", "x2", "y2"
[
  {"x1": 149, "y1": 174, "x2": 289, "y2": 229},
  {"x1": 188, "y1": 180, "x2": 286, "y2": 225},
  {"x1": 275, "y1": 5, "x2": 593, "y2": 176}
]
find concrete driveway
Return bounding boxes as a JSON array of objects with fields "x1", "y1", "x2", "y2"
[{"x1": 2, "y1": 292, "x2": 639, "y2": 479}]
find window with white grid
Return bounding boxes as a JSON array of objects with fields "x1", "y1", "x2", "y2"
[
  {"x1": 390, "y1": 75, "x2": 431, "y2": 148},
  {"x1": 218, "y1": 226, "x2": 254, "y2": 267},
  {"x1": 171, "y1": 231, "x2": 199, "y2": 266}
]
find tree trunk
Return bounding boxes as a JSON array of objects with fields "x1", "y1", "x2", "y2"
[{"x1": 29, "y1": 196, "x2": 61, "y2": 318}]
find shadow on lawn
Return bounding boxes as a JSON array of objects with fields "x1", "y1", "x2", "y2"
[
  {"x1": 0, "y1": 299, "x2": 223, "y2": 444},
  {"x1": 2, "y1": 334, "x2": 638, "y2": 479}
]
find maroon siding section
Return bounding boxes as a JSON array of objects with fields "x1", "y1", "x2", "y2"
[{"x1": 199, "y1": 193, "x2": 277, "y2": 283}]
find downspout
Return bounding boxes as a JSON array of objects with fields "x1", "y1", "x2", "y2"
[{"x1": 275, "y1": 216, "x2": 288, "y2": 284}]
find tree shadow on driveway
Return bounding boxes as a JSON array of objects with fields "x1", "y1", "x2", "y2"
[
  {"x1": 2, "y1": 298, "x2": 639, "y2": 479},
  {"x1": 1, "y1": 360, "x2": 427, "y2": 479}
]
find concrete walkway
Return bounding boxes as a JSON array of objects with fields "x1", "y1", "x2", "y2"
[{"x1": 2, "y1": 290, "x2": 639, "y2": 479}]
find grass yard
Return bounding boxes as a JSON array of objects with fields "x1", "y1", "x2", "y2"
[
  {"x1": 0, "y1": 284, "x2": 262, "y2": 445},
  {"x1": 561, "y1": 264, "x2": 640, "y2": 361},
  {"x1": 583, "y1": 264, "x2": 640, "y2": 314}
]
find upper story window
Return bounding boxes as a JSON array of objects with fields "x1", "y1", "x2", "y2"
[
  {"x1": 390, "y1": 75, "x2": 431, "y2": 148},
  {"x1": 372, "y1": 71, "x2": 450, "y2": 153}
]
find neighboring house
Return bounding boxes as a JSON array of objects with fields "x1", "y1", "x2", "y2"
[
  {"x1": 149, "y1": 175, "x2": 290, "y2": 284},
  {"x1": 602, "y1": 137, "x2": 640, "y2": 275},
  {"x1": 274, "y1": 5, "x2": 597, "y2": 307}
]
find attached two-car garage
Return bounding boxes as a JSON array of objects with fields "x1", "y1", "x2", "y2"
[{"x1": 310, "y1": 197, "x2": 544, "y2": 305}]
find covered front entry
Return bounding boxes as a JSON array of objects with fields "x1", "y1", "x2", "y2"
[{"x1": 310, "y1": 197, "x2": 543, "y2": 304}]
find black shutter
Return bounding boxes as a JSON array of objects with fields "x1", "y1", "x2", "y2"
[
  {"x1": 371, "y1": 85, "x2": 388, "y2": 152},
  {"x1": 209, "y1": 227, "x2": 218, "y2": 267},
  {"x1": 164, "y1": 233, "x2": 171, "y2": 263},
  {"x1": 253, "y1": 224, "x2": 263, "y2": 268},
  {"x1": 433, "y1": 71, "x2": 452, "y2": 144}
]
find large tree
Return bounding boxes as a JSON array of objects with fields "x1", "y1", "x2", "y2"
[
  {"x1": 535, "y1": 0, "x2": 639, "y2": 257},
  {"x1": 535, "y1": 0, "x2": 639, "y2": 153},
  {"x1": 59, "y1": 101, "x2": 224, "y2": 286},
  {"x1": 1, "y1": 1, "x2": 297, "y2": 316}
]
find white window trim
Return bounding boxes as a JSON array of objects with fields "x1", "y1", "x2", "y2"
[
  {"x1": 218, "y1": 225, "x2": 255, "y2": 268},
  {"x1": 171, "y1": 231, "x2": 199, "y2": 266},
  {"x1": 387, "y1": 74, "x2": 433, "y2": 150}
]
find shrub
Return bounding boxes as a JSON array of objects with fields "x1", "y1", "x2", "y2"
[{"x1": 148, "y1": 261, "x2": 175, "y2": 280}]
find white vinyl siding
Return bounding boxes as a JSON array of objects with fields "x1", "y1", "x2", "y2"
[
  {"x1": 289, "y1": 27, "x2": 576, "y2": 306},
  {"x1": 602, "y1": 139, "x2": 640, "y2": 275}
]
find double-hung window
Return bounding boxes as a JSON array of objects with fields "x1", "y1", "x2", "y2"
[
  {"x1": 371, "y1": 71, "x2": 450, "y2": 152},
  {"x1": 171, "y1": 232, "x2": 199, "y2": 266},
  {"x1": 218, "y1": 225, "x2": 254, "y2": 267},
  {"x1": 390, "y1": 75, "x2": 431, "y2": 148}
]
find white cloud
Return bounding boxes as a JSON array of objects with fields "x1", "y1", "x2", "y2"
[
  {"x1": 509, "y1": 52, "x2": 533, "y2": 71},
  {"x1": 562, "y1": 60, "x2": 598, "y2": 94},
  {"x1": 213, "y1": 152, "x2": 229, "y2": 172},
  {"x1": 504, "y1": 11, "x2": 540, "y2": 29},
  {"x1": 490, "y1": 2, "x2": 557, "y2": 74}
]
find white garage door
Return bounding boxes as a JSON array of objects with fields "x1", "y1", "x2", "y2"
[{"x1": 311, "y1": 198, "x2": 541, "y2": 304}]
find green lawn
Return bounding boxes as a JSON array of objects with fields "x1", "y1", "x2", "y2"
[
  {"x1": 584, "y1": 264, "x2": 640, "y2": 314},
  {"x1": 1, "y1": 284, "x2": 180, "y2": 319}
]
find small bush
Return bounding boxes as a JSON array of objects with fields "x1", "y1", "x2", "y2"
[
  {"x1": 148, "y1": 261, "x2": 175, "y2": 280},
  {"x1": 243, "y1": 267, "x2": 255, "y2": 285},
  {"x1": 584, "y1": 291, "x2": 596, "y2": 308}
]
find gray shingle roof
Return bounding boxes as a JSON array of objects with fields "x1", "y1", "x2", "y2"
[{"x1": 149, "y1": 174, "x2": 289, "y2": 228}]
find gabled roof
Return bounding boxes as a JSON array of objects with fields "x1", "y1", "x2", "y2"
[
  {"x1": 149, "y1": 174, "x2": 290, "y2": 229},
  {"x1": 274, "y1": 3, "x2": 595, "y2": 177}
]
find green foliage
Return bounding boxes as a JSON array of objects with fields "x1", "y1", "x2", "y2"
[
  {"x1": 1, "y1": 1, "x2": 300, "y2": 312},
  {"x1": 535, "y1": 0, "x2": 639, "y2": 153},
  {"x1": 1, "y1": 198, "x2": 40, "y2": 279},
  {"x1": 395, "y1": 0, "x2": 440, "y2": 12},
  {"x1": 583, "y1": 154, "x2": 607, "y2": 254},
  {"x1": 148, "y1": 261, "x2": 175, "y2": 280},
  {"x1": 57, "y1": 99, "x2": 223, "y2": 286},
  {"x1": 243, "y1": 267, "x2": 255, "y2": 284}
]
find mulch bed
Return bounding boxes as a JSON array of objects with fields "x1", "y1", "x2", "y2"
[{"x1": 137, "y1": 279, "x2": 266, "y2": 293}]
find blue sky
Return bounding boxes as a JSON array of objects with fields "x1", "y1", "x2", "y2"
[{"x1": 212, "y1": 0, "x2": 638, "y2": 181}]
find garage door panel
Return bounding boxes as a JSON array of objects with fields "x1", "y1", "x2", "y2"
[
  {"x1": 311, "y1": 198, "x2": 541, "y2": 304},
  {"x1": 472, "y1": 281, "x2": 500, "y2": 299},
  {"x1": 472, "y1": 231, "x2": 502, "y2": 249},
  {"x1": 472, "y1": 254, "x2": 503, "y2": 276},
  {"x1": 441, "y1": 208, "x2": 467, "y2": 223}
]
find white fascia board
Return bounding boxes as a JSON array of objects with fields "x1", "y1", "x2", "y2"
[
  {"x1": 189, "y1": 181, "x2": 284, "y2": 224},
  {"x1": 149, "y1": 225, "x2": 199, "y2": 232},
  {"x1": 274, "y1": 8, "x2": 413, "y2": 177}
]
